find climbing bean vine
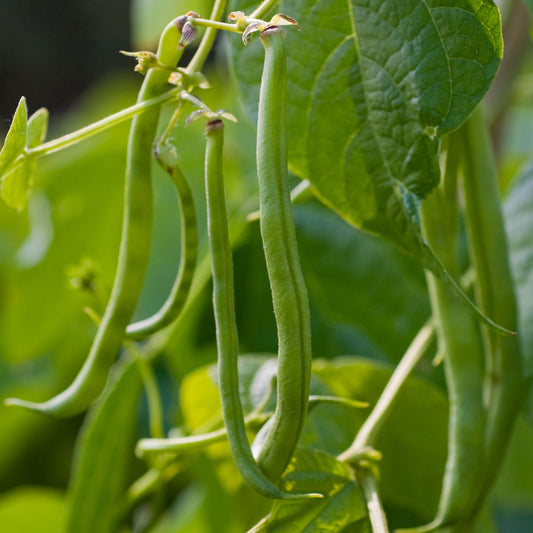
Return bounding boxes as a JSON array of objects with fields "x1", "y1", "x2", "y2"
[{"x1": 0, "y1": 1, "x2": 530, "y2": 532}]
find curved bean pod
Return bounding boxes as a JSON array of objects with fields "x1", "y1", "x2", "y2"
[
  {"x1": 204, "y1": 118, "x2": 320, "y2": 500},
  {"x1": 6, "y1": 20, "x2": 185, "y2": 417},
  {"x1": 254, "y1": 26, "x2": 313, "y2": 483},
  {"x1": 126, "y1": 161, "x2": 197, "y2": 340}
]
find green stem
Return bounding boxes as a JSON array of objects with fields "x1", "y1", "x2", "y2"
[
  {"x1": 186, "y1": 0, "x2": 227, "y2": 73},
  {"x1": 250, "y1": 0, "x2": 279, "y2": 19},
  {"x1": 357, "y1": 468, "x2": 390, "y2": 533},
  {"x1": 461, "y1": 105, "x2": 523, "y2": 513},
  {"x1": 159, "y1": 100, "x2": 186, "y2": 147},
  {"x1": 190, "y1": 18, "x2": 240, "y2": 33},
  {"x1": 120, "y1": 459, "x2": 181, "y2": 516},
  {"x1": 137, "y1": 411, "x2": 271, "y2": 458},
  {"x1": 338, "y1": 319, "x2": 434, "y2": 463},
  {"x1": 27, "y1": 89, "x2": 179, "y2": 158},
  {"x1": 127, "y1": 342, "x2": 164, "y2": 439}
]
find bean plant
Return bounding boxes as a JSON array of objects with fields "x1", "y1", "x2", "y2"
[{"x1": 1, "y1": 0, "x2": 532, "y2": 531}]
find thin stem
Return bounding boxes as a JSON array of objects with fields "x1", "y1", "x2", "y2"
[
  {"x1": 190, "y1": 18, "x2": 240, "y2": 34},
  {"x1": 137, "y1": 411, "x2": 271, "y2": 458},
  {"x1": 127, "y1": 342, "x2": 165, "y2": 439},
  {"x1": 28, "y1": 89, "x2": 179, "y2": 158},
  {"x1": 338, "y1": 320, "x2": 434, "y2": 463},
  {"x1": 250, "y1": 0, "x2": 279, "y2": 19},
  {"x1": 119, "y1": 458, "x2": 181, "y2": 516},
  {"x1": 357, "y1": 468, "x2": 390, "y2": 533},
  {"x1": 186, "y1": 0, "x2": 228, "y2": 73},
  {"x1": 159, "y1": 100, "x2": 186, "y2": 145}
]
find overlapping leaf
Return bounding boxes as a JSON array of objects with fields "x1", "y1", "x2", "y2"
[
  {"x1": 0, "y1": 100, "x2": 48, "y2": 210},
  {"x1": 229, "y1": 0, "x2": 502, "y2": 255},
  {"x1": 248, "y1": 448, "x2": 368, "y2": 532},
  {"x1": 0, "y1": 97, "x2": 27, "y2": 176}
]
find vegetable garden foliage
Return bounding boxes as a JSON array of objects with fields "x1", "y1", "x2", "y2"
[{"x1": 1, "y1": 0, "x2": 533, "y2": 532}]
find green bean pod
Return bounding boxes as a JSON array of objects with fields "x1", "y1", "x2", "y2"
[
  {"x1": 254, "y1": 26, "x2": 313, "y2": 482},
  {"x1": 126, "y1": 162, "x2": 197, "y2": 340},
  {"x1": 461, "y1": 106, "x2": 523, "y2": 513},
  {"x1": 204, "y1": 119, "x2": 319, "y2": 500},
  {"x1": 399, "y1": 137, "x2": 486, "y2": 532},
  {"x1": 6, "y1": 20, "x2": 184, "y2": 417}
]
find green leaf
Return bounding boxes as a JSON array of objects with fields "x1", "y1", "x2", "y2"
[
  {"x1": 1, "y1": 158, "x2": 35, "y2": 210},
  {"x1": 67, "y1": 357, "x2": 143, "y2": 533},
  {"x1": 248, "y1": 448, "x2": 368, "y2": 532},
  {"x1": 294, "y1": 202, "x2": 429, "y2": 361},
  {"x1": 27, "y1": 108, "x2": 49, "y2": 148},
  {"x1": 312, "y1": 357, "x2": 448, "y2": 526},
  {"x1": 504, "y1": 163, "x2": 533, "y2": 377},
  {"x1": 0, "y1": 96, "x2": 27, "y2": 177},
  {"x1": 229, "y1": 0, "x2": 502, "y2": 254},
  {"x1": 0, "y1": 487, "x2": 65, "y2": 533},
  {"x1": 0, "y1": 101, "x2": 43, "y2": 210}
]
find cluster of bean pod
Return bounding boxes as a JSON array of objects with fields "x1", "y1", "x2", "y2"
[{"x1": 5, "y1": 10, "x2": 320, "y2": 501}]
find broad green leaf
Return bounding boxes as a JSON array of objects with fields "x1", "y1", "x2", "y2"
[
  {"x1": 229, "y1": 0, "x2": 502, "y2": 254},
  {"x1": 67, "y1": 357, "x2": 143, "y2": 533},
  {"x1": 27, "y1": 108, "x2": 49, "y2": 148},
  {"x1": 312, "y1": 357, "x2": 448, "y2": 526},
  {"x1": 1, "y1": 158, "x2": 35, "y2": 210},
  {"x1": 0, "y1": 96, "x2": 27, "y2": 177},
  {"x1": 293, "y1": 202, "x2": 429, "y2": 361},
  {"x1": 0, "y1": 487, "x2": 65, "y2": 533},
  {"x1": 235, "y1": 200, "x2": 429, "y2": 362},
  {"x1": 180, "y1": 355, "x2": 334, "y2": 433},
  {"x1": 248, "y1": 448, "x2": 368, "y2": 532},
  {"x1": 504, "y1": 163, "x2": 533, "y2": 377},
  {"x1": 1, "y1": 105, "x2": 46, "y2": 209}
]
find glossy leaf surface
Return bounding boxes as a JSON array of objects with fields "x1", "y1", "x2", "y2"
[{"x1": 229, "y1": 0, "x2": 502, "y2": 254}]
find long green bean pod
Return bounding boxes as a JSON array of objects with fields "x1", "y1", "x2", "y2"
[
  {"x1": 6, "y1": 20, "x2": 185, "y2": 417},
  {"x1": 126, "y1": 161, "x2": 197, "y2": 340},
  {"x1": 204, "y1": 119, "x2": 319, "y2": 500},
  {"x1": 461, "y1": 106, "x2": 523, "y2": 513},
  {"x1": 399, "y1": 137, "x2": 486, "y2": 532},
  {"x1": 254, "y1": 26, "x2": 313, "y2": 483}
]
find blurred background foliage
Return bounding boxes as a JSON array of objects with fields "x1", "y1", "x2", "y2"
[{"x1": 1, "y1": 0, "x2": 533, "y2": 532}]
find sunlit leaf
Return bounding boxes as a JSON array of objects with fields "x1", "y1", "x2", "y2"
[
  {"x1": 0, "y1": 96, "x2": 27, "y2": 177},
  {"x1": 1, "y1": 158, "x2": 34, "y2": 210},
  {"x1": 27, "y1": 108, "x2": 49, "y2": 148},
  {"x1": 248, "y1": 448, "x2": 368, "y2": 532}
]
